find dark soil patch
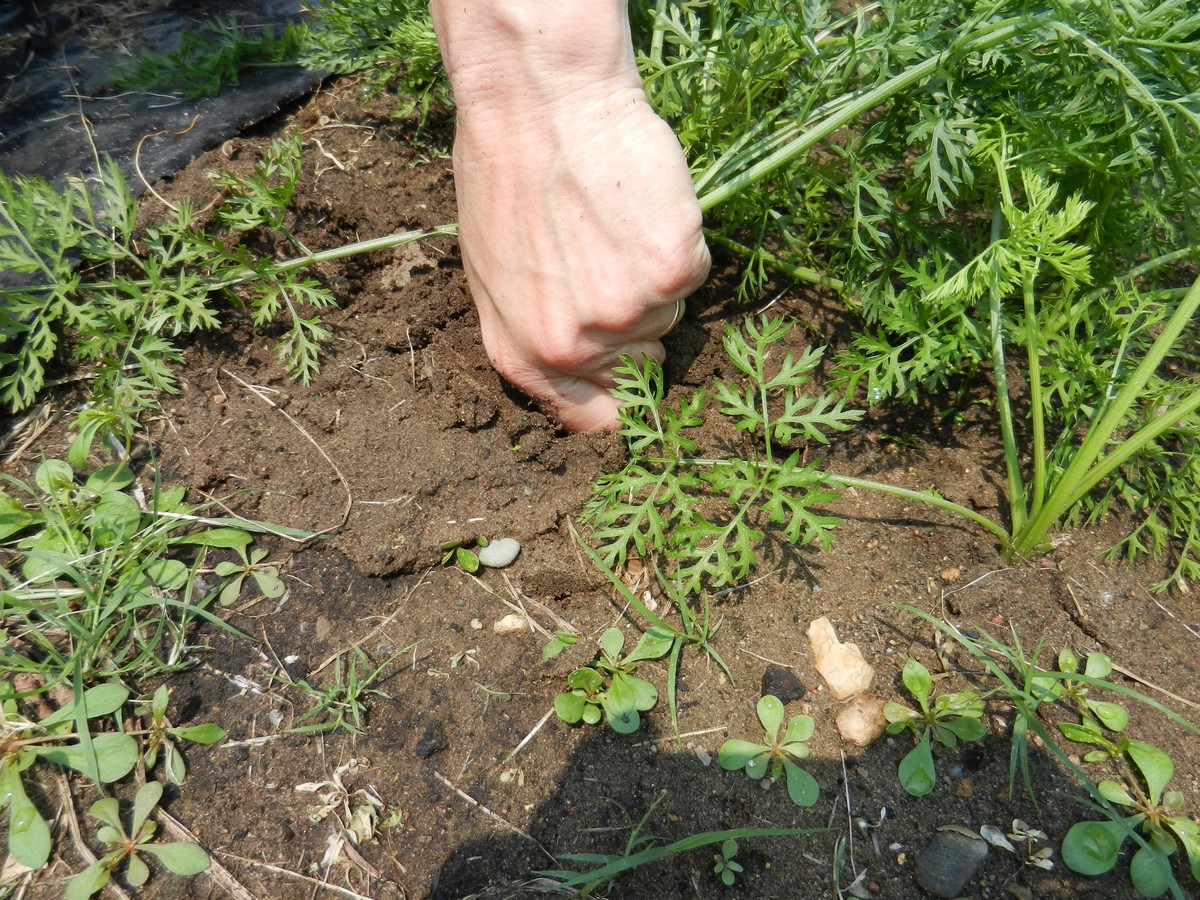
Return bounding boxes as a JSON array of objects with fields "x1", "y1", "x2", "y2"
[{"x1": 4, "y1": 13, "x2": 1200, "y2": 900}]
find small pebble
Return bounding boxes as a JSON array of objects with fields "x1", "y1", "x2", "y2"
[
  {"x1": 470, "y1": 619, "x2": 483, "y2": 631},
  {"x1": 761, "y1": 664, "x2": 807, "y2": 703},
  {"x1": 478, "y1": 537, "x2": 521, "y2": 568},
  {"x1": 493, "y1": 613, "x2": 529, "y2": 635}
]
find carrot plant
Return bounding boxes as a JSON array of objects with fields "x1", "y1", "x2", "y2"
[{"x1": 616, "y1": 0, "x2": 1200, "y2": 584}]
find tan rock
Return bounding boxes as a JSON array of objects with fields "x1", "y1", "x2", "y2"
[
  {"x1": 493, "y1": 613, "x2": 529, "y2": 635},
  {"x1": 836, "y1": 695, "x2": 888, "y2": 746},
  {"x1": 808, "y1": 616, "x2": 875, "y2": 699}
]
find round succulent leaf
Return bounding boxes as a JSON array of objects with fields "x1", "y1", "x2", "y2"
[
  {"x1": 780, "y1": 741, "x2": 811, "y2": 761},
  {"x1": 566, "y1": 667, "x2": 603, "y2": 694},
  {"x1": 132, "y1": 782, "x2": 164, "y2": 833},
  {"x1": 1088, "y1": 700, "x2": 1129, "y2": 733},
  {"x1": 252, "y1": 568, "x2": 286, "y2": 599},
  {"x1": 897, "y1": 732, "x2": 936, "y2": 797},
  {"x1": 87, "y1": 490, "x2": 142, "y2": 545},
  {"x1": 125, "y1": 852, "x2": 150, "y2": 887},
  {"x1": 1129, "y1": 842, "x2": 1171, "y2": 898},
  {"x1": 0, "y1": 489, "x2": 35, "y2": 541},
  {"x1": 625, "y1": 674, "x2": 659, "y2": 712},
  {"x1": 782, "y1": 714, "x2": 814, "y2": 745},
  {"x1": 756, "y1": 695, "x2": 785, "y2": 739},
  {"x1": 95, "y1": 825, "x2": 124, "y2": 845},
  {"x1": 1058, "y1": 719, "x2": 1102, "y2": 743},
  {"x1": 38, "y1": 733, "x2": 139, "y2": 784},
  {"x1": 1169, "y1": 816, "x2": 1200, "y2": 882},
  {"x1": 781, "y1": 757, "x2": 820, "y2": 807},
  {"x1": 87, "y1": 797, "x2": 124, "y2": 832},
  {"x1": 717, "y1": 739, "x2": 769, "y2": 773},
  {"x1": 34, "y1": 459, "x2": 74, "y2": 495},
  {"x1": 582, "y1": 703, "x2": 602, "y2": 726},
  {"x1": 145, "y1": 557, "x2": 188, "y2": 590},
  {"x1": 141, "y1": 841, "x2": 210, "y2": 876},
  {"x1": 1057, "y1": 647, "x2": 1079, "y2": 674},
  {"x1": 554, "y1": 692, "x2": 586, "y2": 724},
  {"x1": 1062, "y1": 819, "x2": 1129, "y2": 875},
  {"x1": 941, "y1": 716, "x2": 986, "y2": 743},
  {"x1": 84, "y1": 464, "x2": 134, "y2": 493},
  {"x1": 455, "y1": 547, "x2": 479, "y2": 573},
  {"x1": 1083, "y1": 652, "x2": 1113, "y2": 680},
  {"x1": 1127, "y1": 740, "x2": 1174, "y2": 807}
]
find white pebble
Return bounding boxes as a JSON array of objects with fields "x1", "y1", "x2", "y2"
[
  {"x1": 478, "y1": 537, "x2": 521, "y2": 568},
  {"x1": 493, "y1": 614, "x2": 529, "y2": 635},
  {"x1": 470, "y1": 619, "x2": 483, "y2": 630}
]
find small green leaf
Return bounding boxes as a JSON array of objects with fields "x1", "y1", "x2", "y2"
[
  {"x1": 173, "y1": 528, "x2": 254, "y2": 550},
  {"x1": 1062, "y1": 819, "x2": 1131, "y2": 876},
  {"x1": 40, "y1": 682, "x2": 130, "y2": 728},
  {"x1": 252, "y1": 568, "x2": 286, "y2": 598},
  {"x1": 125, "y1": 852, "x2": 150, "y2": 887},
  {"x1": 1097, "y1": 780, "x2": 1135, "y2": 807},
  {"x1": 582, "y1": 703, "x2": 602, "y2": 726},
  {"x1": 170, "y1": 723, "x2": 226, "y2": 745},
  {"x1": 1168, "y1": 816, "x2": 1200, "y2": 883},
  {"x1": 35, "y1": 459, "x2": 74, "y2": 494},
  {"x1": 39, "y1": 732, "x2": 139, "y2": 784},
  {"x1": 87, "y1": 490, "x2": 141, "y2": 545},
  {"x1": 781, "y1": 756, "x2": 820, "y2": 807},
  {"x1": 717, "y1": 739, "x2": 769, "y2": 774},
  {"x1": 1129, "y1": 843, "x2": 1171, "y2": 898},
  {"x1": 566, "y1": 668, "x2": 603, "y2": 694},
  {"x1": 65, "y1": 859, "x2": 113, "y2": 900},
  {"x1": 599, "y1": 628, "x2": 625, "y2": 662},
  {"x1": 84, "y1": 465, "x2": 135, "y2": 493},
  {"x1": 145, "y1": 557, "x2": 189, "y2": 590},
  {"x1": 1083, "y1": 653, "x2": 1112, "y2": 680},
  {"x1": 132, "y1": 782, "x2": 163, "y2": 834},
  {"x1": 1058, "y1": 647, "x2": 1079, "y2": 674},
  {"x1": 901, "y1": 659, "x2": 932, "y2": 707},
  {"x1": 554, "y1": 692, "x2": 586, "y2": 724},
  {"x1": 1088, "y1": 700, "x2": 1129, "y2": 733},
  {"x1": 152, "y1": 685, "x2": 170, "y2": 719},
  {"x1": 141, "y1": 841, "x2": 210, "y2": 876},
  {"x1": 941, "y1": 717, "x2": 986, "y2": 743},
  {"x1": 455, "y1": 547, "x2": 479, "y2": 574},
  {"x1": 0, "y1": 489, "x2": 34, "y2": 541},
  {"x1": 88, "y1": 797, "x2": 124, "y2": 833},
  {"x1": 622, "y1": 626, "x2": 674, "y2": 665},
  {"x1": 1127, "y1": 740, "x2": 1173, "y2": 807},
  {"x1": 898, "y1": 731, "x2": 936, "y2": 796},
  {"x1": 782, "y1": 714, "x2": 815, "y2": 745},
  {"x1": 756, "y1": 695, "x2": 785, "y2": 740},
  {"x1": 4, "y1": 767, "x2": 51, "y2": 869},
  {"x1": 883, "y1": 702, "x2": 918, "y2": 726}
]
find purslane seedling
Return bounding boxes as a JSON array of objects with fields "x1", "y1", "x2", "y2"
[
  {"x1": 136, "y1": 685, "x2": 227, "y2": 786},
  {"x1": 718, "y1": 695, "x2": 819, "y2": 807},
  {"x1": 554, "y1": 627, "x2": 673, "y2": 734},
  {"x1": 884, "y1": 658, "x2": 986, "y2": 796}
]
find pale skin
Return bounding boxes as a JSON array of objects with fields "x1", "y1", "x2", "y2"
[{"x1": 430, "y1": 0, "x2": 711, "y2": 431}]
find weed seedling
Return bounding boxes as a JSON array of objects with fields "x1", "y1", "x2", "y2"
[
  {"x1": 718, "y1": 695, "x2": 819, "y2": 807},
  {"x1": 66, "y1": 781, "x2": 209, "y2": 899},
  {"x1": 884, "y1": 658, "x2": 986, "y2": 796},
  {"x1": 439, "y1": 536, "x2": 488, "y2": 574},
  {"x1": 215, "y1": 546, "x2": 286, "y2": 605},
  {"x1": 136, "y1": 685, "x2": 227, "y2": 785},
  {"x1": 1062, "y1": 740, "x2": 1200, "y2": 897},
  {"x1": 287, "y1": 644, "x2": 402, "y2": 735},
  {"x1": 713, "y1": 837, "x2": 743, "y2": 886},
  {"x1": 554, "y1": 627, "x2": 672, "y2": 734}
]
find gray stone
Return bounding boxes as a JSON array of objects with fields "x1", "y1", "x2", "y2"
[
  {"x1": 915, "y1": 826, "x2": 989, "y2": 897},
  {"x1": 478, "y1": 537, "x2": 521, "y2": 568}
]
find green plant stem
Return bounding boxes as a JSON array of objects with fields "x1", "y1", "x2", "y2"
[
  {"x1": 1010, "y1": 270, "x2": 1200, "y2": 558},
  {"x1": 984, "y1": 202, "x2": 1029, "y2": 535},
  {"x1": 16, "y1": 225, "x2": 459, "y2": 296},
  {"x1": 703, "y1": 229, "x2": 846, "y2": 291},
  {"x1": 664, "y1": 455, "x2": 1013, "y2": 545},
  {"x1": 694, "y1": 17, "x2": 1028, "y2": 212},
  {"x1": 1021, "y1": 270, "x2": 1047, "y2": 514}
]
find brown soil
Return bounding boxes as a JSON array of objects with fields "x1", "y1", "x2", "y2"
[{"x1": 6, "y1": 38, "x2": 1200, "y2": 900}]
